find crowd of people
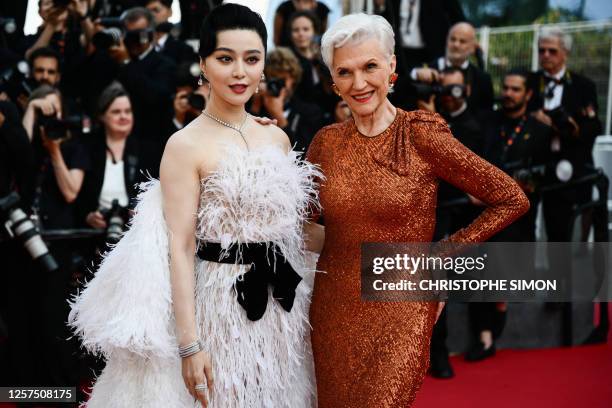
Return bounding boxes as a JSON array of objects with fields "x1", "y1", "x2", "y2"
[{"x1": 0, "y1": 0, "x2": 604, "y2": 402}]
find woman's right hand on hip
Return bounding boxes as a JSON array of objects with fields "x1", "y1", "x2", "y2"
[{"x1": 182, "y1": 350, "x2": 214, "y2": 407}]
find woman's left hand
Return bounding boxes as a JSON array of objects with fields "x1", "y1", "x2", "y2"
[{"x1": 435, "y1": 301, "x2": 445, "y2": 323}]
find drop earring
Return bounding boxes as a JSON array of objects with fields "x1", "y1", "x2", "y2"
[
  {"x1": 388, "y1": 73, "x2": 398, "y2": 93},
  {"x1": 198, "y1": 72, "x2": 207, "y2": 86},
  {"x1": 332, "y1": 83, "x2": 341, "y2": 97}
]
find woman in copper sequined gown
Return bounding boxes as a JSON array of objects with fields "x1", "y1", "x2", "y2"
[{"x1": 306, "y1": 14, "x2": 530, "y2": 407}]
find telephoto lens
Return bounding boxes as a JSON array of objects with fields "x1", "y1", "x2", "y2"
[{"x1": 0, "y1": 192, "x2": 58, "y2": 272}]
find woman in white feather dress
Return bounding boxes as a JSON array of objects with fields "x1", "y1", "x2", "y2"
[{"x1": 69, "y1": 4, "x2": 324, "y2": 407}]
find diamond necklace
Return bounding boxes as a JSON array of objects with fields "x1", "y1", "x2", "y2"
[{"x1": 202, "y1": 110, "x2": 250, "y2": 150}]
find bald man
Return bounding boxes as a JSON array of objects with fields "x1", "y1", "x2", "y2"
[{"x1": 410, "y1": 22, "x2": 494, "y2": 118}]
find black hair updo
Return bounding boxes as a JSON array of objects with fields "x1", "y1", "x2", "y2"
[{"x1": 199, "y1": 3, "x2": 267, "y2": 60}]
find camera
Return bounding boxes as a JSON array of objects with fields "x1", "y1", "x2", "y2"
[
  {"x1": 186, "y1": 93, "x2": 206, "y2": 111},
  {"x1": 266, "y1": 77, "x2": 286, "y2": 97},
  {"x1": 92, "y1": 27, "x2": 123, "y2": 51},
  {"x1": 0, "y1": 192, "x2": 58, "y2": 272},
  {"x1": 124, "y1": 28, "x2": 154, "y2": 49},
  {"x1": 99, "y1": 199, "x2": 129, "y2": 244},
  {"x1": 504, "y1": 160, "x2": 547, "y2": 192},
  {"x1": 546, "y1": 107, "x2": 576, "y2": 135},
  {"x1": 413, "y1": 82, "x2": 466, "y2": 100},
  {"x1": 37, "y1": 113, "x2": 87, "y2": 140},
  {"x1": 0, "y1": 62, "x2": 35, "y2": 101}
]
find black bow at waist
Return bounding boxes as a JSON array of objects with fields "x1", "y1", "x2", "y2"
[{"x1": 196, "y1": 242, "x2": 302, "y2": 321}]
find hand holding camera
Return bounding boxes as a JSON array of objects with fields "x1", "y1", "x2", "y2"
[{"x1": 262, "y1": 77, "x2": 288, "y2": 125}]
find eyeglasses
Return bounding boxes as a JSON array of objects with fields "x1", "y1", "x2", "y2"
[{"x1": 538, "y1": 47, "x2": 559, "y2": 55}]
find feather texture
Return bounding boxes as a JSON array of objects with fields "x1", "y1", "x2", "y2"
[{"x1": 69, "y1": 144, "x2": 322, "y2": 407}]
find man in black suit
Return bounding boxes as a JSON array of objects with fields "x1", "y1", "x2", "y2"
[
  {"x1": 418, "y1": 67, "x2": 485, "y2": 378},
  {"x1": 145, "y1": 0, "x2": 198, "y2": 65},
  {"x1": 527, "y1": 27, "x2": 602, "y2": 244},
  {"x1": 464, "y1": 70, "x2": 554, "y2": 362},
  {"x1": 108, "y1": 7, "x2": 176, "y2": 150},
  {"x1": 383, "y1": 0, "x2": 465, "y2": 73},
  {"x1": 410, "y1": 22, "x2": 494, "y2": 118}
]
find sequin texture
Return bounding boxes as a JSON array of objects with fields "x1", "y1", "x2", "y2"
[{"x1": 306, "y1": 109, "x2": 529, "y2": 407}]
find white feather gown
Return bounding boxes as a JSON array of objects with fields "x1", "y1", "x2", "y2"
[{"x1": 68, "y1": 144, "x2": 321, "y2": 407}]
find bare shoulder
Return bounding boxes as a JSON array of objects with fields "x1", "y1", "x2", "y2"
[
  {"x1": 162, "y1": 120, "x2": 217, "y2": 175},
  {"x1": 250, "y1": 119, "x2": 291, "y2": 152}
]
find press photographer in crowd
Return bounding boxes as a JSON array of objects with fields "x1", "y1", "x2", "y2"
[
  {"x1": 169, "y1": 62, "x2": 208, "y2": 133},
  {"x1": 144, "y1": 0, "x2": 198, "y2": 65},
  {"x1": 78, "y1": 82, "x2": 159, "y2": 262},
  {"x1": 463, "y1": 69, "x2": 554, "y2": 363},
  {"x1": 249, "y1": 47, "x2": 324, "y2": 154},
  {"x1": 19, "y1": 84, "x2": 90, "y2": 389},
  {"x1": 86, "y1": 7, "x2": 176, "y2": 150},
  {"x1": 288, "y1": 11, "x2": 335, "y2": 118},
  {"x1": 527, "y1": 27, "x2": 602, "y2": 244},
  {"x1": 408, "y1": 22, "x2": 493, "y2": 117},
  {"x1": 418, "y1": 66, "x2": 485, "y2": 378}
]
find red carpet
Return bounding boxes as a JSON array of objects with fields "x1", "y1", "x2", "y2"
[
  {"x1": 1, "y1": 343, "x2": 610, "y2": 407},
  {"x1": 414, "y1": 343, "x2": 612, "y2": 408}
]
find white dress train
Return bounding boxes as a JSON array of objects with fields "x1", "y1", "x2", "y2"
[{"x1": 69, "y1": 144, "x2": 321, "y2": 407}]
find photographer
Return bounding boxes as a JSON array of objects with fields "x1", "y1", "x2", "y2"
[
  {"x1": 29, "y1": 46, "x2": 62, "y2": 88},
  {"x1": 288, "y1": 11, "x2": 334, "y2": 118},
  {"x1": 527, "y1": 27, "x2": 602, "y2": 244},
  {"x1": 19, "y1": 84, "x2": 89, "y2": 389},
  {"x1": 408, "y1": 22, "x2": 493, "y2": 117},
  {"x1": 463, "y1": 70, "x2": 554, "y2": 363},
  {"x1": 78, "y1": 82, "x2": 159, "y2": 251},
  {"x1": 145, "y1": 0, "x2": 198, "y2": 65},
  {"x1": 250, "y1": 47, "x2": 324, "y2": 154},
  {"x1": 418, "y1": 66, "x2": 484, "y2": 379},
  {"x1": 105, "y1": 7, "x2": 176, "y2": 149},
  {"x1": 170, "y1": 62, "x2": 208, "y2": 132}
]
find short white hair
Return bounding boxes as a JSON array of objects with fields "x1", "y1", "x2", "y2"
[
  {"x1": 321, "y1": 13, "x2": 395, "y2": 69},
  {"x1": 539, "y1": 26, "x2": 572, "y2": 52}
]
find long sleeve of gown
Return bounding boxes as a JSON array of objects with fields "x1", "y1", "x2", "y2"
[{"x1": 411, "y1": 111, "x2": 530, "y2": 243}]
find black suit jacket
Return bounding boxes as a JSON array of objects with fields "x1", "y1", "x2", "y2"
[
  {"x1": 388, "y1": 0, "x2": 465, "y2": 60},
  {"x1": 117, "y1": 50, "x2": 176, "y2": 149},
  {"x1": 527, "y1": 70, "x2": 602, "y2": 176},
  {"x1": 159, "y1": 35, "x2": 198, "y2": 65}
]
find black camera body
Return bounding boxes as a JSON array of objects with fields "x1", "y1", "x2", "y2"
[
  {"x1": 37, "y1": 113, "x2": 85, "y2": 140},
  {"x1": 187, "y1": 93, "x2": 206, "y2": 112},
  {"x1": 413, "y1": 82, "x2": 466, "y2": 100},
  {"x1": 266, "y1": 77, "x2": 286, "y2": 97},
  {"x1": 99, "y1": 199, "x2": 129, "y2": 244},
  {"x1": 0, "y1": 63, "x2": 36, "y2": 101},
  {"x1": 92, "y1": 27, "x2": 123, "y2": 51},
  {"x1": 52, "y1": 0, "x2": 72, "y2": 8},
  {"x1": 546, "y1": 107, "x2": 576, "y2": 134}
]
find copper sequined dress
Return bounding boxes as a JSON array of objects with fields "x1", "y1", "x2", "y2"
[{"x1": 306, "y1": 109, "x2": 529, "y2": 407}]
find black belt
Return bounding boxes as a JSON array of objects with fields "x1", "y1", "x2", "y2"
[{"x1": 197, "y1": 242, "x2": 302, "y2": 321}]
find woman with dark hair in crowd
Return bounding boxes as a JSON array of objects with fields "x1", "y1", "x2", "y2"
[
  {"x1": 274, "y1": 0, "x2": 330, "y2": 47},
  {"x1": 70, "y1": 4, "x2": 322, "y2": 407},
  {"x1": 288, "y1": 10, "x2": 335, "y2": 115},
  {"x1": 306, "y1": 13, "x2": 530, "y2": 407},
  {"x1": 78, "y1": 82, "x2": 158, "y2": 233}
]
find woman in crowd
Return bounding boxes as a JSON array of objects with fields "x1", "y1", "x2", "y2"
[
  {"x1": 288, "y1": 10, "x2": 334, "y2": 113},
  {"x1": 274, "y1": 0, "x2": 330, "y2": 47},
  {"x1": 78, "y1": 82, "x2": 158, "y2": 234},
  {"x1": 306, "y1": 13, "x2": 530, "y2": 407},
  {"x1": 70, "y1": 4, "x2": 322, "y2": 407}
]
